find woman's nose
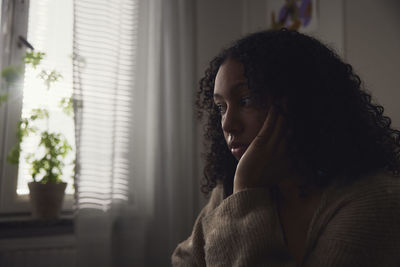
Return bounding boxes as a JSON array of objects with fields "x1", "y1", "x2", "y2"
[{"x1": 221, "y1": 106, "x2": 242, "y2": 134}]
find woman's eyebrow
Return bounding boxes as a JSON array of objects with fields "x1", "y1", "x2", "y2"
[
  {"x1": 213, "y1": 93, "x2": 223, "y2": 100},
  {"x1": 213, "y1": 82, "x2": 248, "y2": 99}
]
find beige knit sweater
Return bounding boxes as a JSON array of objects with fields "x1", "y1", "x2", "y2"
[{"x1": 172, "y1": 171, "x2": 400, "y2": 266}]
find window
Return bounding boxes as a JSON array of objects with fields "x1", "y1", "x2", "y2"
[{"x1": 0, "y1": 0, "x2": 74, "y2": 213}]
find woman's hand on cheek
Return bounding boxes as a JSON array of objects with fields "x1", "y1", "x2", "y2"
[{"x1": 233, "y1": 105, "x2": 292, "y2": 193}]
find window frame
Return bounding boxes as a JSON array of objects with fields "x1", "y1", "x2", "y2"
[{"x1": 0, "y1": 0, "x2": 74, "y2": 214}]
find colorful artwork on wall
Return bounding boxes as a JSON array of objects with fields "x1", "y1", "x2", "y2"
[{"x1": 267, "y1": 0, "x2": 318, "y2": 32}]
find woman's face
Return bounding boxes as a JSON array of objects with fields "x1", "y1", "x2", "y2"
[{"x1": 213, "y1": 58, "x2": 269, "y2": 160}]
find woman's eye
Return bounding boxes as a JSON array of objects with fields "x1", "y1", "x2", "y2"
[{"x1": 215, "y1": 104, "x2": 226, "y2": 114}]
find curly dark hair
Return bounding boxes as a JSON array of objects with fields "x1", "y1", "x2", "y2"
[{"x1": 196, "y1": 29, "x2": 400, "y2": 196}]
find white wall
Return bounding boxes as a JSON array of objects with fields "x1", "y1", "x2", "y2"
[
  {"x1": 195, "y1": 0, "x2": 244, "y2": 81},
  {"x1": 345, "y1": 0, "x2": 400, "y2": 129}
]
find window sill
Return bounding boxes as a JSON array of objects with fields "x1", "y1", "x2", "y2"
[{"x1": 0, "y1": 212, "x2": 74, "y2": 239}]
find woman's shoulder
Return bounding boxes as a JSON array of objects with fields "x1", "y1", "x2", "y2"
[
  {"x1": 326, "y1": 170, "x2": 400, "y2": 202},
  {"x1": 317, "y1": 170, "x2": 400, "y2": 220},
  {"x1": 305, "y1": 171, "x2": 400, "y2": 265},
  {"x1": 313, "y1": 170, "x2": 400, "y2": 236}
]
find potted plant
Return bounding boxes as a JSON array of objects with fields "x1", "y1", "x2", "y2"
[{"x1": 5, "y1": 50, "x2": 74, "y2": 219}]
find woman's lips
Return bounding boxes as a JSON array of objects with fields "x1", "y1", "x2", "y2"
[{"x1": 231, "y1": 146, "x2": 247, "y2": 159}]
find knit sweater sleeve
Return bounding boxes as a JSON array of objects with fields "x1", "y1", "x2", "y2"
[
  {"x1": 304, "y1": 175, "x2": 400, "y2": 267},
  {"x1": 171, "y1": 184, "x2": 224, "y2": 267},
  {"x1": 172, "y1": 185, "x2": 294, "y2": 266}
]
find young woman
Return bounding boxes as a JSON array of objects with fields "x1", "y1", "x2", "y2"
[{"x1": 172, "y1": 29, "x2": 400, "y2": 266}]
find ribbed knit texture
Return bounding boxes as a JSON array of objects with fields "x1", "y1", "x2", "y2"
[{"x1": 172, "y1": 171, "x2": 400, "y2": 266}]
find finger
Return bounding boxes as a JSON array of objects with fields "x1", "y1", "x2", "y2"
[
  {"x1": 254, "y1": 105, "x2": 279, "y2": 145},
  {"x1": 268, "y1": 113, "x2": 287, "y2": 152}
]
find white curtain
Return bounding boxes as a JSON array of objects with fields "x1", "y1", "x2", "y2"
[{"x1": 73, "y1": 0, "x2": 199, "y2": 266}]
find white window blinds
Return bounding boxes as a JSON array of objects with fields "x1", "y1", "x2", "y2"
[{"x1": 73, "y1": 0, "x2": 138, "y2": 210}]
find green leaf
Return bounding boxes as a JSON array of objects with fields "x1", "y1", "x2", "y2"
[
  {"x1": 28, "y1": 131, "x2": 72, "y2": 183},
  {"x1": 0, "y1": 93, "x2": 8, "y2": 107},
  {"x1": 7, "y1": 144, "x2": 21, "y2": 164},
  {"x1": 59, "y1": 97, "x2": 74, "y2": 116},
  {"x1": 38, "y1": 69, "x2": 62, "y2": 88},
  {"x1": 30, "y1": 108, "x2": 49, "y2": 120},
  {"x1": 1, "y1": 65, "x2": 23, "y2": 84},
  {"x1": 7, "y1": 117, "x2": 35, "y2": 165},
  {"x1": 23, "y1": 51, "x2": 45, "y2": 69}
]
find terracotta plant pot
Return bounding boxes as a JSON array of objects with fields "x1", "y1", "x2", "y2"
[{"x1": 28, "y1": 182, "x2": 67, "y2": 219}]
